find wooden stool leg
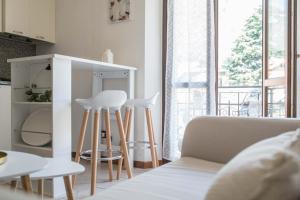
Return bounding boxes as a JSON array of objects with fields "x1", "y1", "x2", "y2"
[
  {"x1": 148, "y1": 109, "x2": 160, "y2": 167},
  {"x1": 116, "y1": 158, "x2": 123, "y2": 180},
  {"x1": 115, "y1": 110, "x2": 132, "y2": 178},
  {"x1": 126, "y1": 108, "x2": 133, "y2": 142},
  {"x1": 145, "y1": 108, "x2": 158, "y2": 168},
  {"x1": 72, "y1": 110, "x2": 90, "y2": 186},
  {"x1": 21, "y1": 175, "x2": 32, "y2": 193},
  {"x1": 123, "y1": 108, "x2": 130, "y2": 137},
  {"x1": 10, "y1": 180, "x2": 17, "y2": 191},
  {"x1": 104, "y1": 111, "x2": 113, "y2": 182},
  {"x1": 117, "y1": 108, "x2": 132, "y2": 179},
  {"x1": 37, "y1": 179, "x2": 44, "y2": 197},
  {"x1": 64, "y1": 176, "x2": 74, "y2": 200},
  {"x1": 91, "y1": 111, "x2": 100, "y2": 195}
]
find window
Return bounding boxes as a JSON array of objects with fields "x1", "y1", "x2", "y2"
[
  {"x1": 164, "y1": 0, "x2": 296, "y2": 161},
  {"x1": 164, "y1": 0, "x2": 215, "y2": 160},
  {"x1": 218, "y1": 0, "x2": 263, "y2": 117}
]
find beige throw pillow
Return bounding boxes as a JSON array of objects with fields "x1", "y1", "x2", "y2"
[{"x1": 205, "y1": 129, "x2": 300, "y2": 200}]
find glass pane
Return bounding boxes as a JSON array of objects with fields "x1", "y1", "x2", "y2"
[
  {"x1": 267, "y1": 86, "x2": 285, "y2": 117},
  {"x1": 173, "y1": 0, "x2": 207, "y2": 83},
  {"x1": 174, "y1": 88, "x2": 207, "y2": 151},
  {"x1": 218, "y1": 0, "x2": 262, "y2": 117},
  {"x1": 267, "y1": 0, "x2": 288, "y2": 78}
]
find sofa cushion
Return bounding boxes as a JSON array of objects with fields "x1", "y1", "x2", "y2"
[
  {"x1": 85, "y1": 157, "x2": 223, "y2": 200},
  {"x1": 205, "y1": 130, "x2": 300, "y2": 200},
  {"x1": 242, "y1": 129, "x2": 300, "y2": 157}
]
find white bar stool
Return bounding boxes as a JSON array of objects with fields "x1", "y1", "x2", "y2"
[
  {"x1": 117, "y1": 93, "x2": 159, "y2": 178},
  {"x1": 11, "y1": 158, "x2": 85, "y2": 200},
  {"x1": 73, "y1": 90, "x2": 132, "y2": 195}
]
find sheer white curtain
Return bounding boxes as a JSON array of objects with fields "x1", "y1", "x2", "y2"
[{"x1": 163, "y1": 0, "x2": 216, "y2": 161}]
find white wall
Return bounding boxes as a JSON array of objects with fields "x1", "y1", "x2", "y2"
[
  {"x1": 143, "y1": 0, "x2": 162, "y2": 160},
  {"x1": 37, "y1": 0, "x2": 162, "y2": 162}
]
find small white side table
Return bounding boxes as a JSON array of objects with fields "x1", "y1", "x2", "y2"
[
  {"x1": 12, "y1": 158, "x2": 85, "y2": 200},
  {"x1": 0, "y1": 151, "x2": 47, "y2": 192}
]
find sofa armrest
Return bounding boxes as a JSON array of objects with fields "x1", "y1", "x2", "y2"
[{"x1": 181, "y1": 116, "x2": 300, "y2": 164}]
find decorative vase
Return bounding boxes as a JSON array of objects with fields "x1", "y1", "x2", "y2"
[{"x1": 102, "y1": 49, "x2": 114, "y2": 64}]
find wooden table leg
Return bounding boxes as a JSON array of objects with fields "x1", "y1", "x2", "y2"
[
  {"x1": 37, "y1": 179, "x2": 44, "y2": 196},
  {"x1": 73, "y1": 109, "x2": 90, "y2": 186},
  {"x1": 10, "y1": 180, "x2": 17, "y2": 191},
  {"x1": 64, "y1": 176, "x2": 74, "y2": 200},
  {"x1": 21, "y1": 175, "x2": 32, "y2": 193}
]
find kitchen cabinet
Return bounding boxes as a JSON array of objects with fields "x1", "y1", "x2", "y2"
[
  {"x1": 3, "y1": 0, "x2": 30, "y2": 37},
  {"x1": 0, "y1": 85, "x2": 11, "y2": 150},
  {"x1": 29, "y1": 0, "x2": 55, "y2": 43},
  {"x1": 2, "y1": 0, "x2": 55, "y2": 43}
]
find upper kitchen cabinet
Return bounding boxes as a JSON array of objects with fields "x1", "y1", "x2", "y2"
[
  {"x1": 29, "y1": 0, "x2": 55, "y2": 43},
  {"x1": 3, "y1": 0, "x2": 30, "y2": 37},
  {"x1": 2, "y1": 0, "x2": 55, "y2": 43}
]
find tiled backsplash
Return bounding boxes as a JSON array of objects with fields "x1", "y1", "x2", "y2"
[{"x1": 0, "y1": 38, "x2": 36, "y2": 80}]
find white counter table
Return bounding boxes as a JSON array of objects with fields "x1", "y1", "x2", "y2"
[{"x1": 8, "y1": 54, "x2": 136, "y2": 198}]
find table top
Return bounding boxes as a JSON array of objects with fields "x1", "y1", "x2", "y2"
[
  {"x1": 7, "y1": 54, "x2": 137, "y2": 71},
  {"x1": 30, "y1": 158, "x2": 85, "y2": 180},
  {"x1": 0, "y1": 151, "x2": 47, "y2": 181}
]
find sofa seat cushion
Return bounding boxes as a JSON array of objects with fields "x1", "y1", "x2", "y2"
[{"x1": 86, "y1": 157, "x2": 223, "y2": 200}]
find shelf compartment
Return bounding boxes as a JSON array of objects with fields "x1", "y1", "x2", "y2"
[
  {"x1": 13, "y1": 142, "x2": 52, "y2": 151},
  {"x1": 14, "y1": 129, "x2": 52, "y2": 135},
  {"x1": 12, "y1": 142, "x2": 52, "y2": 157},
  {"x1": 14, "y1": 101, "x2": 52, "y2": 105},
  {"x1": 13, "y1": 87, "x2": 52, "y2": 90}
]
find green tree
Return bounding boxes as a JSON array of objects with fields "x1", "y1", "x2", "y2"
[{"x1": 223, "y1": 8, "x2": 262, "y2": 86}]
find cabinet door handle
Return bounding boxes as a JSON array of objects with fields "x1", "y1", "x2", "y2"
[
  {"x1": 12, "y1": 30, "x2": 24, "y2": 35},
  {"x1": 36, "y1": 35, "x2": 45, "y2": 40}
]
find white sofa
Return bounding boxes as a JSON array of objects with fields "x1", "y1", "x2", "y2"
[
  {"x1": 2, "y1": 117, "x2": 300, "y2": 200},
  {"x1": 85, "y1": 116, "x2": 300, "y2": 200}
]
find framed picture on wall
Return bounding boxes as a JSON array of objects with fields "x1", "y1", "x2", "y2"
[{"x1": 109, "y1": 0, "x2": 131, "y2": 23}]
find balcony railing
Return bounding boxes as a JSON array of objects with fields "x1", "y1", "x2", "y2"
[
  {"x1": 218, "y1": 86, "x2": 285, "y2": 117},
  {"x1": 174, "y1": 85, "x2": 285, "y2": 123},
  {"x1": 218, "y1": 86, "x2": 262, "y2": 117}
]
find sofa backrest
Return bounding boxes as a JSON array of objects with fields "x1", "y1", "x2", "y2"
[{"x1": 181, "y1": 116, "x2": 300, "y2": 164}]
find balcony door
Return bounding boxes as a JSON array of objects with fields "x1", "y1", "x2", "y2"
[
  {"x1": 217, "y1": 0, "x2": 296, "y2": 118},
  {"x1": 263, "y1": 0, "x2": 294, "y2": 117}
]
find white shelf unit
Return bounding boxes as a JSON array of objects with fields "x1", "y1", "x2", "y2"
[{"x1": 10, "y1": 56, "x2": 71, "y2": 198}]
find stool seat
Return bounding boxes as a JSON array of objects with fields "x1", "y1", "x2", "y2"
[
  {"x1": 76, "y1": 90, "x2": 127, "y2": 110},
  {"x1": 125, "y1": 93, "x2": 159, "y2": 108}
]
